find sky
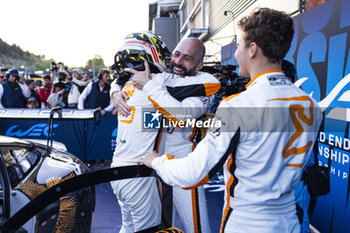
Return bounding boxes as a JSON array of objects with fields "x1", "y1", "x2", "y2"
[{"x1": 0, "y1": 0, "x2": 157, "y2": 67}]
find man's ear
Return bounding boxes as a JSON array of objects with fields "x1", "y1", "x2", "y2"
[
  {"x1": 196, "y1": 61, "x2": 204, "y2": 72},
  {"x1": 249, "y1": 42, "x2": 258, "y2": 58}
]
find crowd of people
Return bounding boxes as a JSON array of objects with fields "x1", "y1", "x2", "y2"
[{"x1": 0, "y1": 66, "x2": 115, "y2": 115}]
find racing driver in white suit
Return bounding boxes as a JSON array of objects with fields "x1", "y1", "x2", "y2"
[{"x1": 137, "y1": 8, "x2": 323, "y2": 233}]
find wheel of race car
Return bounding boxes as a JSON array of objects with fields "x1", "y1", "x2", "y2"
[{"x1": 73, "y1": 188, "x2": 93, "y2": 233}]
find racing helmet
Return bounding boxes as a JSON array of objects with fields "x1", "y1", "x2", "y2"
[{"x1": 112, "y1": 31, "x2": 171, "y2": 85}]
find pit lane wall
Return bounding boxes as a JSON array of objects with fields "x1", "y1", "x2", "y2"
[
  {"x1": 282, "y1": 1, "x2": 349, "y2": 232},
  {"x1": 0, "y1": 110, "x2": 118, "y2": 161}
]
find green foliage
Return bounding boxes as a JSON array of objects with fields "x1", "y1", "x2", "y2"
[
  {"x1": 0, "y1": 38, "x2": 51, "y2": 71},
  {"x1": 91, "y1": 55, "x2": 105, "y2": 72}
]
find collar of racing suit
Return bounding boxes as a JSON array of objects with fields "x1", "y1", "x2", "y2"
[{"x1": 245, "y1": 69, "x2": 284, "y2": 89}]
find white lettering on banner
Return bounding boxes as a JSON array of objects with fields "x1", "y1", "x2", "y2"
[
  {"x1": 344, "y1": 154, "x2": 349, "y2": 165},
  {"x1": 335, "y1": 136, "x2": 342, "y2": 148},
  {"x1": 319, "y1": 145, "x2": 350, "y2": 165},
  {"x1": 331, "y1": 149, "x2": 337, "y2": 162},
  {"x1": 324, "y1": 163, "x2": 349, "y2": 180},
  {"x1": 319, "y1": 132, "x2": 349, "y2": 151},
  {"x1": 345, "y1": 138, "x2": 350, "y2": 150},
  {"x1": 329, "y1": 134, "x2": 334, "y2": 146},
  {"x1": 320, "y1": 132, "x2": 326, "y2": 142}
]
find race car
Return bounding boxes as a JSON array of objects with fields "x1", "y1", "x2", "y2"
[{"x1": 0, "y1": 135, "x2": 95, "y2": 233}]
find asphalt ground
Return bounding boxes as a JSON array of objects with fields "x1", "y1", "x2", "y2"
[{"x1": 89, "y1": 162, "x2": 224, "y2": 233}]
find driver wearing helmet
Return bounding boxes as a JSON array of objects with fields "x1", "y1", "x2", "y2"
[{"x1": 110, "y1": 32, "x2": 220, "y2": 233}]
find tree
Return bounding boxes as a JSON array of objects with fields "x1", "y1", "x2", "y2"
[{"x1": 91, "y1": 55, "x2": 105, "y2": 72}]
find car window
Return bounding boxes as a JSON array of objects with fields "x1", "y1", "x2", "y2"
[{"x1": 2, "y1": 148, "x2": 40, "y2": 187}]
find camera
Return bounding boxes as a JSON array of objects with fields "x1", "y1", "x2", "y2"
[
  {"x1": 50, "y1": 61, "x2": 58, "y2": 72},
  {"x1": 201, "y1": 65, "x2": 250, "y2": 97},
  {"x1": 0, "y1": 67, "x2": 8, "y2": 73},
  {"x1": 58, "y1": 71, "x2": 67, "y2": 82}
]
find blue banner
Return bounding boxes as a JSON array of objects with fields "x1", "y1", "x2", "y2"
[
  {"x1": 0, "y1": 115, "x2": 118, "y2": 161},
  {"x1": 289, "y1": 1, "x2": 350, "y2": 232}
]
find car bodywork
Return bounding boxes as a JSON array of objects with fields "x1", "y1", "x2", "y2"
[{"x1": 0, "y1": 135, "x2": 95, "y2": 233}]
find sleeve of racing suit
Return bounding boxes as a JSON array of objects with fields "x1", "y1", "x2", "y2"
[
  {"x1": 151, "y1": 100, "x2": 243, "y2": 188},
  {"x1": 143, "y1": 79, "x2": 209, "y2": 121}
]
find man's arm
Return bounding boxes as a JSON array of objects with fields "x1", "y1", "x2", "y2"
[
  {"x1": 143, "y1": 80, "x2": 209, "y2": 121},
  {"x1": 18, "y1": 82, "x2": 30, "y2": 98},
  {"x1": 103, "y1": 100, "x2": 115, "y2": 112},
  {"x1": 72, "y1": 77, "x2": 89, "y2": 87},
  {"x1": 0, "y1": 85, "x2": 4, "y2": 108},
  {"x1": 78, "y1": 82, "x2": 92, "y2": 109},
  {"x1": 139, "y1": 101, "x2": 241, "y2": 187},
  {"x1": 110, "y1": 80, "x2": 130, "y2": 116},
  {"x1": 126, "y1": 61, "x2": 218, "y2": 121}
]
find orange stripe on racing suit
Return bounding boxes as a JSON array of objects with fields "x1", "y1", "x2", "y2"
[
  {"x1": 220, "y1": 153, "x2": 234, "y2": 233},
  {"x1": 148, "y1": 96, "x2": 181, "y2": 124},
  {"x1": 204, "y1": 83, "x2": 221, "y2": 96}
]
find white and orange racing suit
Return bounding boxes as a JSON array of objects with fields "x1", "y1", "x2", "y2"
[
  {"x1": 111, "y1": 71, "x2": 220, "y2": 233},
  {"x1": 150, "y1": 71, "x2": 323, "y2": 233}
]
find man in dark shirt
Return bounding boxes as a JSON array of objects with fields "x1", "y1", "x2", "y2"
[
  {"x1": 78, "y1": 69, "x2": 113, "y2": 116},
  {"x1": 0, "y1": 69, "x2": 29, "y2": 108},
  {"x1": 26, "y1": 79, "x2": 41, "y2": 107}
]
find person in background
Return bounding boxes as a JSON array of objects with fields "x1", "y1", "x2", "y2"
[
  {"x1": 0, "y1": 74, "x2": 5, "y2": 84},
  {"x1": 26, "y1": 79, "x2": 41, "y2": 107},
  {"x1": 66, "y1": 69, "x2": 89, "y2": 108},
  {"x1": 38, "y1": 75, "x2": 53, "y2": 109},
  {"x1": 78, "y1": 69, "x2": 114, "y2": 116},
  {"x1": 47, "y1": 82, "x2": 66, "y2": 108},
  {"x1": 0, "y1": 69, "x2": 30, "y2": 108},
  {"x1": 26, "y1": 96, "x2": 40, "y2": 109},
  {"x1": 282, "y1": 59, "x2": 297, "y2": 83},
  {"x1": 82, "y1": 72, "x2": 90, "y2": 82},
  {"x1": 138, "y1": 8, "x2": 323, "y2": 233}
]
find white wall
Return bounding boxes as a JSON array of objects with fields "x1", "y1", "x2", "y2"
[{"x1": 204, "y1": 0, "x2": 300, "y2": 64}]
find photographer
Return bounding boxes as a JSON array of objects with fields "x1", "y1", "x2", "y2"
[{"x1": 0, "y1": 69, "x2": 30, "y2": 108}]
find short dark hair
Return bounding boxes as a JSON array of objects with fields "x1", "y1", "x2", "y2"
[
  {"x1": 25, "y1": 79, "x2": 35, "y2": 85},
  {"x1": 43, "y1": 75, "x2": 51, "y2": 80},
  {"x1": 98, "y1": 69, "x2": 110, "y2": 80},
  {"x1": 237, "y1": 8, "x2": 294, "y2": 63},
  {"x1": 53, "y1": 82, "x2": 66, "y2": 91}
]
